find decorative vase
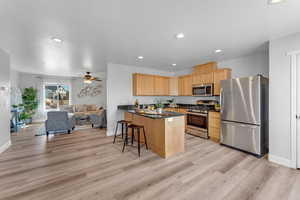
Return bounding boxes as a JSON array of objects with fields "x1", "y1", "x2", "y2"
[{"x1": 156, "y1": 108, "x2": 162, "y2": 114}]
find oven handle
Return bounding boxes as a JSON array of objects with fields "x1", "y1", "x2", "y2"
[{"x1": 187, "y1": 112, "x2": 208, "y2": 117}]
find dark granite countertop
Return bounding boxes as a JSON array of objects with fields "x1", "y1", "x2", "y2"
[
  {"x1": 118, "y1": 103, "x2": 198, "y2": 111},
  {"x1": 126, "y1": 110, "x2": 185, "y2": 119}
]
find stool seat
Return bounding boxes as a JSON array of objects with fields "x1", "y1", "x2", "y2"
[
  {"x1": 128, "y1": 124, "x2": 143, "y2": 128},
  {"x1": 118, "y1": 120, "x2": 132, "y2": 124}
]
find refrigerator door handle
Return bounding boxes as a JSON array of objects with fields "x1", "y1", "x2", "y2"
[
  {"x1": 220, "y1": 88, "x2": 224, "y2": 115},
  {"x1": 222, "y1": 121, "x2": 259, "y2": 128}
]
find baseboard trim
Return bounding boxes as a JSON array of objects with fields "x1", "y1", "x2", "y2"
[
  {"x1": 269, "y1": 154, "x2": 294, "y2": 168},
  {"x1": 0, "y1": 140, "x2": 11, "y2": 154}
]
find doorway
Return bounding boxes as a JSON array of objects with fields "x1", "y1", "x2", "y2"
[{"x1": 290, "y1": 50, "x2": 300, "y2": 168}]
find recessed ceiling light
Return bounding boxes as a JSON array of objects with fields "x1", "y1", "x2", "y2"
[
  {"x1": 175, "y1": 33, "x2": 185, "y2": 39},
  {"x1": 215, "y1": 49, "x2": 223, "y2": 53},
  {"x1": 172, "y1": 64, "x2": 177, "y2": 66},
  {"x1": 268, "y1": 0, "x2": 286, "y2": 4},
  {"x1": 137, "y1": 56, "x2": 144, "y2": 60},
  {"x1": 52, "y1": 37, "x2": 63, "y2": 43}
]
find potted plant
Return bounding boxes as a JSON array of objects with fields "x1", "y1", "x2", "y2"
[
  {"x1": 21, "y1": 87, "x2": 38, "y2": 124},
  {"x1": 155, "y1": 99, "x2": 164, "y2": 114}
]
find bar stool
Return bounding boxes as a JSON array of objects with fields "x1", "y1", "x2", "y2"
[
  {"x1": 113, "y1": 120, "x2": 131, "y2": 144},
  {"x1": 122, "y1": 124, "x2": 148, "y2": 157}
]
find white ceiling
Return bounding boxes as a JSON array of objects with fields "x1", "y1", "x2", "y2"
[{"x1": 0, "y1": 0, "x2": 300, "y2": 76}]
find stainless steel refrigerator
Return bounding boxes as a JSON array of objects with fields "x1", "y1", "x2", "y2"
[{"x1": 220, "y1": 75, "x2": 268, "y2": 157}]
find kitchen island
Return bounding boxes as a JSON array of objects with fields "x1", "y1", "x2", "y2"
[{"x1": 124, "y1": 110, "x2": 185, "y2": 158}]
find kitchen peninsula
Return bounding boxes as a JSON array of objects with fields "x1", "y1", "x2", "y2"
[{"x1": 124, "y1": 110, "x2": 185, "y2": 158}]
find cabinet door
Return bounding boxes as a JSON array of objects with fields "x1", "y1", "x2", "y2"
[
  {"x1": 192, "y1": 72, "x2": 201, "y2": 85},
  {"x1": 201, "y1": 73, "x2": 213, "y2": 84},
  {"x1": 133, "y1": 74, "x2": 154, "y2": 96},
  {"x1": 184, "y1": 75, "x2": 192, "y2": 96},
  {"x1": 213, "y1": 69, "x2": 231, "y2": 96},
  {"x1": 194, "y1": 62, "x2": 217, "y2": 73},
  {"x1": 209, "y1": 111, "x2": 221, "y2": 142},
  {"x1": 169, "y1": 77, "x2": 178, "y2": 96},
  {"x1": 178, "y1": 76, "x2": 184, "y2": 96},
  {"x1": 154, "y1": 76, "x2": 169, "y2": 96}
]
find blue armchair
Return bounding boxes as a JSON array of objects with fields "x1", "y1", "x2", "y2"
[{"x1": 45, "y1": 111, "x2": 75, "y2": 136}]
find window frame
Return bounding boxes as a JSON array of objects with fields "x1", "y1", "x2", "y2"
[{"x1": 43, "y1": 83, "x2": 72, "y2": 111}]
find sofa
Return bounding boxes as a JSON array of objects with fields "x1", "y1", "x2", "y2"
[{"x1": 60, "y1": 104, "x2": 104, "y2": 125}]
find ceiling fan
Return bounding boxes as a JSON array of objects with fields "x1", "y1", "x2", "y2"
[{"x1": 83, "y1": 72, "x2": 102, "y2": 84}]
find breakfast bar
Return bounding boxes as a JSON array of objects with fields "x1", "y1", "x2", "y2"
[{"x1": 124, "y1": 110, "x2": 185, "y2": 158}]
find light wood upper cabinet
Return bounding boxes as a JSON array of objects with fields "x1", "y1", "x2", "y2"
[
  {"x1": 169, "y1": 77, "x2": 178, "y2": 96},
  {"x1": 194, "y1": 62, "x2": 217, "y2": 73},
  {"x1": 192, "y1": 72, "x2": 213, "y2": 85},
  {"x1": 133, "y1": 73, "x2": 170, "y2": 96},
  {"x1": 213, "y1": 68, "x2": 232, "y2": 96},
  {"x1": 178, "y1": 75, "x2": 192, "y2": 96},
  {"x1": 132, "y1": 62, "x2": 231, "y2": 96},
  {"x1": 154, "y1": 76, "x2": 170, "y2": 96},
  {"x1": 133, "y1": 73, "x2": 154, "y2": 96}
]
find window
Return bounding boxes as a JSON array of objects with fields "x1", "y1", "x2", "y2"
[{"x1": 44, "y1": 84, "x2": 70, "y2": 110}]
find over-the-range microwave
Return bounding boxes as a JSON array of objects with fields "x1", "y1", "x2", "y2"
[{"x1": 192, "y1": 84, "x2": 214, "y2": 96}]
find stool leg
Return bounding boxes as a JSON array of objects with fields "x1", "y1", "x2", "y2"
[
  {"x1": 131, "y1": 128, "x2": 135, "y2": 145},
  {"x1": 122, "y1": 127, "x2": 128, "y2": 152},
  {"x1": 113, "y1": 123, "x2": 119, "y2": 144},
  {"x1": 138, "y1": 128, "x2": 141, "y2": 157},
  {"x1": 131, "y1": 128, "x2": 134, "y2": 145},
  {"x1": 125, "y1": 123, "x2": 128, "y2": 140},
  {"x1": 121, "y1": 123, "x2": 124, "y2": 139},
  {"x1": 143, "y1": 127, "x2": 148, "y2": 150}
]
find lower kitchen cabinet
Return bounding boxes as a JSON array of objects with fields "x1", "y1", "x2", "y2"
[{"x1": 208, "y1": 111, "x2": 221, "y2": 142}]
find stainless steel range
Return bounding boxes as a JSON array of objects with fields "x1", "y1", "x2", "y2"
[{"x1": 186, "y1": 107, "x2": 210, "y2": 139}]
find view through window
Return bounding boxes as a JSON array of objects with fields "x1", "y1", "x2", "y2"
[{"x1": 45, "y1": 85, "x2": 70, "y2": 110}]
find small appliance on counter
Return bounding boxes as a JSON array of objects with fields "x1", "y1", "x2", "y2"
[{"x1": 220, "y1": 75, "x2": 269, "y2": 157}]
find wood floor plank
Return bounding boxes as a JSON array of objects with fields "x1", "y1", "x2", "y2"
[{"x1": 0, "y1": 123, "x2": 299, "y2": 200}]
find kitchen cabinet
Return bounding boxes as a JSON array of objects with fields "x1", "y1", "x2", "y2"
[
  {"x1": 133, "y1": 73, "x2": 155, "y2": 96},
  {"x1": 194, "y1": 62, "x2": 217, "y2": 73},
  {"x1": 169, "y1": 77, "x2": 178, "y2": 96},
  {"x1": 178, "y1": 75, "x2": 192, "y2": 96},
  {"x1": 192, "y1": 72, "x2": 213, "y2": 85},
  {"x1": 154, "y1": 75, "x2": 170, "y2": 96},
  {"x1": 132, "y1": 64, "x2": 231, "y2": 96},
  {"x1": 208, "y1": 111, "x2": 221, "y2": 142},
  {"x1": 213, "y1": 68, "x2": 231, "y2": 96}
]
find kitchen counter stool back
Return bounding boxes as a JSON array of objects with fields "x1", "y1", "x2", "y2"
[{"x1": 113, "y1": 120, "x2": 131, "y2": 144}]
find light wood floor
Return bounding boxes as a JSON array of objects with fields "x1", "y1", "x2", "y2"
[{"x1": 0, "y1": 124, "x2": 300, "y2": 200}]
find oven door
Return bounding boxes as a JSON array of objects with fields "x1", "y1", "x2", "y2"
[
  {"x1": 187, "y1": 113, "x2": 208, "y2": 129},
  {"x1": 192, "y1": 86, "x2": 206, "y2": 96}
]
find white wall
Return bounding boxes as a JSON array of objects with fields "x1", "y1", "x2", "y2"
[
  {"x1": 218, "y1": 51, "x2": 269, "y2": 78},
  {"x1": 10, "y1": 69, "x2": 22, "y2": 106},
  {"x1": 71, "y1": 72, "x2": 107, "y2": 108},
  {"x1": 269, "y1": 32, "x2": 300, "y2": 167},
  {"x1": 106, "y1": 63, "x2": 174, "y2": 136},
  {"x1": 0, "y1": 49, "x2": 11, "y2": 153}
]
